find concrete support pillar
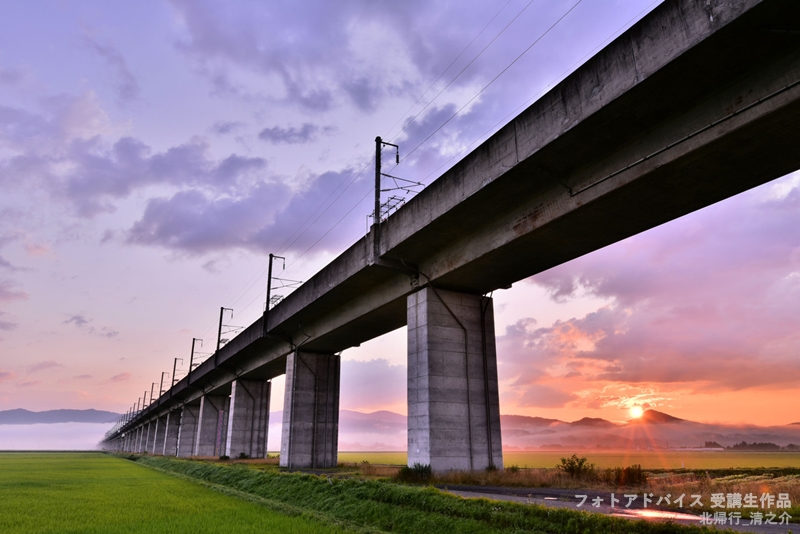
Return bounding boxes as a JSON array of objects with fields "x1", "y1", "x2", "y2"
[
  {"x1": 280, "y1": 351, "x2": 340, "y2": 468},
  {"x1": 152, "y1": 416, "x2": 166, "y2": 455},
  {"x1": 177, "y1": 405, "x2": 199, "y2": 457},
  {"x1": 407, "y1": 287, "x2": 503, "y2": 472},
  {"x1": 163, "y1": 410, "x2": 180, "y2": 456},
  {"x1": 148, "y1": 420, "x2": 158, "y2": 453},
  {"x1": 136, "y1": 425, "x2": 144, "y2": 453},
  {"x1": 142, "y1": 421, "x2": 154, "y2": 452},
  {"x1": 195, "y1": 395, "x2": 229, "y2": 457},
  {"x1": 225, "y1": 379, "x2": 271, "y2": 459}
]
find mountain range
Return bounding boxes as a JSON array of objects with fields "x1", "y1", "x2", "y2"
[
  {"x1": 6, "y1": 408, "x2": 799, "y2": 451},
  {"x1": 496, "y1": 410, "x2": 800, "y2": 450}
]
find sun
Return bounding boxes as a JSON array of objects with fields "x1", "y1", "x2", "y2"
[{"x1": 630, "y1": 406, "x2": 644, "y2": 418}]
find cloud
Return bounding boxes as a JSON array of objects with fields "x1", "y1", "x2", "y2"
[
  {"x1": 64, "y1": 314, "x2": 90, "y2": 328},
  {"x1": 0, "y1": 255, "x2": 28, "y2": 272},
  {"x1": 61, "y1": 314, "x2": 118, "y2": 338},
  {"x1": 27, "y1": 360, "x2": 63, "y2": 374},
  {"x1": 83, "y1": 36, "x2": 141, "y2": 103},
  {"x1": 96, "y1": 327, "x2": 119, "y2": 338},
  {"x1": 24, "y1": 243, "x2": 49, "y2": 257},
  {"x1": 110, "y1": 372, "x2": 131, "y2": 382},
  {"x1": 518, "y1": 384, "x2": 578, "y2": 408},
  {"x1": 0, "y1": 311, "x2": 16, "y2": 331},
  {"x1": 0, "y1": 67, "x2": 24, "y2": 86},
  {"x1": 0, "y1": 280, "x2": 27, "y2": 302},
  {"x1": 0, "y1": 371, "x2": 15, "y2": 383},
  {"x1": 0, "y1": 95, "x2": 268, "y2": 217},
  {"x1": 56, "y1": 136, "x2": 268, "y2": 217},
  {"x1": 18, "y1": 380, "x2": 41, "y2": 387},
  {"x1": 166, "y1": 0, "x2": 474, "y2": 112},
  {"x1": 496, "y1": 174, "x2": 800, "y2": 406},
  {"x1": 258, "y1": 123, "x2": 325, "y2": 144},
  {"x1": 211, "y1": 121, "x2": 243, "y2": 135},
  {"x1": 126, "y1": 167, "x2": 369, "y2": 256},
  {"x1": 74, "y1": 374, "x2": 92, "y2": 379}
]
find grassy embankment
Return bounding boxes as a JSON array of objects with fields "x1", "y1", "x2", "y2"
[
  {"x1": 347, "y1": 455, "x2": 800, "y2": 522},
  {"x1": 0, "y1": 452, "x2": 348, "y2": 534},
  {"x1": 130, "y1": 454, "x2": 734, "y2": 533}
]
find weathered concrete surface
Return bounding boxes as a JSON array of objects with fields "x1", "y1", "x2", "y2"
[
  {"x1": 280, "y1": 352, "x2": 340, "y2": 468},
  {"x1": 136, "y1": 425, "x2": 144, "y2": 453},
  {"x1": 225, "y1": 379, "x2": 270, "y2": 459},
  {"x1": 154, "y1": 417, "x2": 164, "y2": 453},
  {"x1": 163, "y1": 410, "x2": 179, "y2": 456},
  {"x1": 177, "y1": 405, "x2": 199, "y2": 458},
  {"x1": 408, "y1": 288, "x2": 502, "y2": 471},
  {"x1": 195, "y1": 395, "x2": 229, "y2": 457},
  {"x1": 110, "y1": 0, "x2": 800, "y2": 445}
]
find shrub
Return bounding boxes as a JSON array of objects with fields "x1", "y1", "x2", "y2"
[
  {"x1": 599, "y1": 465, "x2": 647, "y2": 486},
  {"x1": 556, "y1": 454, "x2": 595, "y2": 479},
  {"x1": 396, "y1": 462, "x2": 432, "y2": 483},
  {"x1": 237, "y1": 452, "x2": 250, "y2": 460},
  {"x1": 219, "y1": 455, "x2": 230, "y2": 461}
]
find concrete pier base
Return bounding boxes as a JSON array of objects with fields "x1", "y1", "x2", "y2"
[
  {"x1": 280, "y1": 351, "x2": 340, "y2": 468},
  {"x1": 177, "y1": 405, "x2": 199, "y2": 457},
  {"x1": 195, "y1": 395, "x2": 229, "y2": 457},
  {"x1": 407, "y1": 287, "x2": 503, "y2": 472},
  {"x1": 163, "y1": 410, "x2": 180, "y2": 456},
  {"x1": 225, "y1": 379, "x2": 270, "y2": 459}
]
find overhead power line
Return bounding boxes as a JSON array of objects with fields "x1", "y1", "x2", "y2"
[{"x1": 401, "y1": 0, "x2": 584, "y2": 163}]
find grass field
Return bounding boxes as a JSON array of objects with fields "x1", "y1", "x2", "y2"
[
  {"x1": 135, "y1": 454, "x2": 723, "y2": 533},
  {"x1": 0, "y1": 452, "x2": 347, "y2": 534},
  {"x1": 339, "y1": 451, "x2": 800, "y2": 469}
]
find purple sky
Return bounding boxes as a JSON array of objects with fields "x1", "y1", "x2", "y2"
[{"x1": 1, "y1": 0, "x2": 798, "y2": 427}]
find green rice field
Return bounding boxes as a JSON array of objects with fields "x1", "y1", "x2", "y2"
[
  {"x1": 339, "y1": 450, "x2": 800, "y2": 469},
  {"x1": 0, "y1": 452, "x2": 346, "y2": 534}
]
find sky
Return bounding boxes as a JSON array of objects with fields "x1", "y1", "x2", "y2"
[{"x1": 1, "y1": 0, "x2": 799, "y2": 431}]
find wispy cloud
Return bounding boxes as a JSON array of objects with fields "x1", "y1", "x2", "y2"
[
  {"x1": 0, "y1": 280, "x2": 27, "y2": 302},
  {"x1": 0, "y1": 370, "x2": 15, "y2": 383},
  {"x1": 211, "y1": 121, "x2": 243, "y2": 135},
  {"x1": 27, "y1": 360, "x2": 62, "y2": 374},
  {"x1": 63, "y1": 314, "x2": 90, "y2": 328},
  {"x1": 110, "y1": 372, "x2": 130, "y2": 382},
  {"x1": 0, "y1": 67, "x2": 24, "y2": 86},
  {"x1": 126, "y1": 167, "x2": 366, "y2": 256},
  {"x1": 497, "y1": 174, "x2": 800, "y2": 416},
  {"x1": 83, "y1": 36, "x2": 141, "y2": 103},
  {"x1": 258, "y1": 123, "x2": 330, "y2": 144},
  {"x1": 0, "y1": 311, "x2": 16, "y2": 331}
]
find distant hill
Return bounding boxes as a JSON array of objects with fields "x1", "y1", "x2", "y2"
[
  {"x1": 629, "y1": 409, "x2": 685, "y2": 424},
  {"x1": 570, "y1": 417, "x2": 617, "y2": 428},
  {"x1": 0, "y1": 409, "x2": 121, "y2": 425}
]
